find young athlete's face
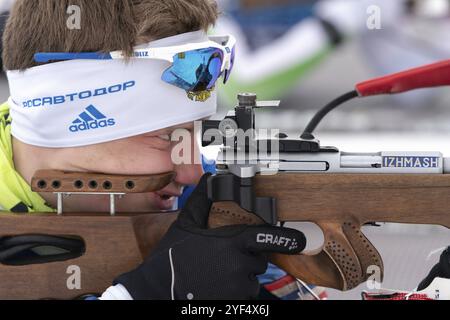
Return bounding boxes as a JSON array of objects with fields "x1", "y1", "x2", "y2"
[
  {"x1": 13, "y1": 122, "x2": 204, "y2": 213},
  {"x1": 71, "y1": 122, "x2": 203, "y2": 212},
  {"x1": 12, "y1": 40, "x2": 209, "y2": 214}
]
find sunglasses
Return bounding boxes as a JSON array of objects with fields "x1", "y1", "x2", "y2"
[{"x1": 34, "y1": 35, "x2": 236, "y2": 93}]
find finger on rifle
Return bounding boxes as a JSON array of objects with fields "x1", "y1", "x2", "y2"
[
  {"x1": 241, "y1": 225, "x2": 306, "y2": 255},
  {"x1": 178, "y1": 173, "x2": 213, "y2": 229}
]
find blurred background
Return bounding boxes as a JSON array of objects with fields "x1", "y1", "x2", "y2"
[
  {"x1": 0, "y1": 0, "x2": 450, "y2": 300},
  {"x1": 215, "y1": 0, "x2": 450, "y2": 137}
]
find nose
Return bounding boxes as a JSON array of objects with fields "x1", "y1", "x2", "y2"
[
  {"x1": 170, "y1": 126, "x2": 205, "y2": 187},
  {"x1": 174, "y1": 163, "x2": 204, "y2": 186}
]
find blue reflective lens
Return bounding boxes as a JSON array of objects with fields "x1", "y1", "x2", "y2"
[
  {"x1": 207, "y1": 55, "x2": 222, "y2": 88},
  {"x1": 162, "y1": 48, "x2": 224, "y2": 92},
  {"x1": 224, "y1": 46, "x2": 235, "y2": 84}
]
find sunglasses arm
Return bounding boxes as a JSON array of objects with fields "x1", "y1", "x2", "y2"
[
  {"x1": 109, "y1": 49, "x2": 175, "y2": 63},
  {"x1": 34, "y1": 52, "x2": 113, "y2": 63}
]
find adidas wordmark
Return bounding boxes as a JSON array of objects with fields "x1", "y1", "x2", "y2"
[{"x1": 69, "y1": 105, "x2": 116, "y2": 133}]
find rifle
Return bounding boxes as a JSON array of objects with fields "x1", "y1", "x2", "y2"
[{"x1": 1, "y1": 59, "x2": 450, "y2": 299}]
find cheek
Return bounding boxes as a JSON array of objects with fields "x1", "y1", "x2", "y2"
[
  {"x1": 73, "y1": 142, "x2": 176, "y2": 175},
  {"x1": 170, "y1": 129, "x2": 201, "y2": 163},
  {"x1": 116, "y1": 150, "x2": 175, "y2": 175}
]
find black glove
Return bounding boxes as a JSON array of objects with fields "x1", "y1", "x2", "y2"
[
  {"x1": 417, "y1": 246, "x2": 450, "y2": 291},
  {"x1": 115, "y1": 173, "x2": 306, "y2": 300}
]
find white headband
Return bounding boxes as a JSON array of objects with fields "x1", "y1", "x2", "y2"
[{"x1": 6, "y1": 31, "x2": 217, "y2": 148}]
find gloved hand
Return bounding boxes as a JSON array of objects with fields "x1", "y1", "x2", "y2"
[{"x1": 115, "y1": 173, "x2": 306, "y2": 300}]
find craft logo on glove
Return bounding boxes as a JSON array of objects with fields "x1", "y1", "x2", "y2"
[
  {"x1": 257, "y1": 233, "x2": 299, "y2": 250},
  {"x1": 69, "y1": 104, "x2": 116, "y2": 133}
]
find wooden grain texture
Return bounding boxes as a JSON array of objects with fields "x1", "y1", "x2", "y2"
[
  {"x1": 0, "y1": 213, "x2": 168, "y2": 300},
  {"x1": 31, "y1": 170, "x2": 175, "y2": 193},
  {"x1": 253, "y1": 174, "x2": 450, "y2": 227},
  {"x1": 1, "y1": 173, "x2": 450, "y2": 297}
]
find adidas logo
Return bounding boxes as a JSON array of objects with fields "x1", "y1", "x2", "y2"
[{"x1": 69, "y1": 105, "x2": 116, "y2": 133}]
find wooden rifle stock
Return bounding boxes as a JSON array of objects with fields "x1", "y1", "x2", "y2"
[{"x1": 1, "y1": 172, "x2": 450, "y2": 299}]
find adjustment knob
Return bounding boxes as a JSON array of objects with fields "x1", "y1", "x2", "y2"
[{"x1": 219, "y1": 118, "x2": 238, "y2": 138}]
